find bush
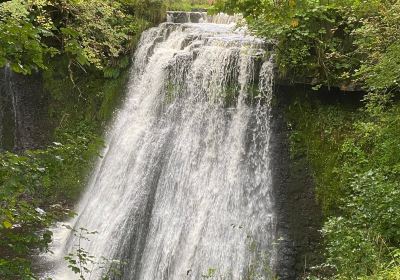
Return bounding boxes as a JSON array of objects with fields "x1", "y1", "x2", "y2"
[
  {"x1": 216, "y1": 0, "x2": 400, "y2": 91},
  {"x1": 286, "y1": 94, "x2": 400, "y2": 279},
  {"x1": 0, "y1": 124, "x2": 103, "y2": 279}
]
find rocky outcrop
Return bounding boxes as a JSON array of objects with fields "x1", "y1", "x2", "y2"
[
  {"x1": 167, "y1": 11, "x2": 207, "y2": 23},
  {"x1": 270, "y1": 85, "x2": 324, "y2": 280},
  {"x1": 0, "y1": 67, "x2": 50, "y2": 151}
]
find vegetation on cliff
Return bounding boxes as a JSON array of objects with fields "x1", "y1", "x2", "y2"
[
  {"x1": 216, "y1": 0, "x2": 400, "y2": 93},
  {"x1": 1, "y1": 0, "x2": 399, "y2": 279},
  {"x1": 215, "y1": 0, "x2": 400, "y2": 278},
  {"x1": 0, "y1": 0, "x2": 207, "y2": 278},
  {"x1": 0, "y1": 0, "x2": 216, "y2": 277},
  {"x1": 286, "y1": 92, "x2": 400, "y2": 279}
]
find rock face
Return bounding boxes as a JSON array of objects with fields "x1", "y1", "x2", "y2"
[
  {"x1": 0, "y1": 68, "x2": 12, "y2": 150},
  {"x1": 0, "y1": 67, "x2": 49, "y2": 151},
  {"x1": 270, "y1": 85, "x2": 324, "y2": 279},
  {"x1": 166, "y1": 11, "x2": 207, "y2": 23}
]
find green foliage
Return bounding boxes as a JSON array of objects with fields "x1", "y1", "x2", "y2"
[
  {"x1": 0, "y1": 1, "x2": 55, "y2": 74},
  {"x1": 352, "y1": 2, "x2": 400, "y2": 93},
  {"x1": 64, "y1": 227, "x2": 123, "y2": 280},
  {"x1": 58, "y1": 0, "x2": 147, "y2": 74},
  {"x1": 164, "y1": 0, "x2": 213, "y2": 11},
  {"x1": 287, "y1": 99, "x2": 356, "y2": 213},
  {"x1": 201, "y1": 267, "x2": 217, "y2": 278},
  {"x1": 217, "y1": 1, "x2": 400, "y2": 278},
  {"x1": 216, "y1": 0, "x2": 400, "y2": 91},
  {"x1": 43, "y1": 58, "x2": 129, "y2": 131},
  {"x1": 0, "y1": 0, "x2": 163, "y2": 78},
  {"x1": 287, "y1": 93, "x2": 400, "y2": 279},
  {"x1": 0, "y1": 125, "x2": 103, "y2": 279},
  {"x1": 356, "y1": 42, "x2": 400, "y2": 93},
  {"x1": 0, "y1": 0, "x2": 168, "y2": 278},
  {"x1": 213, "y1": 0, "x2": 263, "y2": 17}
]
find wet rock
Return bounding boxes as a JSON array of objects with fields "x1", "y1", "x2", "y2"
[
  {"x1": 270, "y1": 85, "x2": 324, "y2": 279},
  {"x1": 167, "y1": 11, "x2": 207, "y2": 23},
  {"x1": 0, "y1": 67, "x2": 50, "y2": 151}
]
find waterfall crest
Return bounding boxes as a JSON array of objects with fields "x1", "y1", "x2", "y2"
[{"x1": 47, "y1": 15, "x2": 276, "y2": 280}]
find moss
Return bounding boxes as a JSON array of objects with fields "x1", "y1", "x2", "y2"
[
  {"x1": 42, "y1": 56, "x2": 129, "y2": 136},
  {"x1": 284, "y1": 88, "x2": 362, "y2": 215},
  {"x1": 165, "y1": 81, "x2": 177, "y2": 104},
  {"x1": 98, "y1": 71, "x2": 129, "y2": 122},
  {"x1": 285, "y1": 89, "x2": 400, "y2": 278}
]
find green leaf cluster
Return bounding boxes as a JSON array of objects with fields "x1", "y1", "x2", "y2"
[
  {"x1": 217, "y1": 1, "x2": 400, "y2": 278},
  {"x1": 0, "y1": 0, "x2": 174, "y2": 278},
  {"x1": 0, "y1": 0, "x2": 164, "y2": 77},
  {"x1": 0, "y1": 1, "x2": 52, "y2": 74},
  {"x1": 216, "y1": 0, "x2": 400, "y2": 93},
  {"x1": 287, "y1": 93, "x2": 400, "y2": 279},
  {"x1": 164, "y1": 0, "x2": 213, "y2": 11},
  {"x1": 0, "y1": 123, "x2": 103, "y2": 279}
]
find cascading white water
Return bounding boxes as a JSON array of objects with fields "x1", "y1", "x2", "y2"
[{"x1": 45, "y1": 15, "x2": 276, "y2": 280}]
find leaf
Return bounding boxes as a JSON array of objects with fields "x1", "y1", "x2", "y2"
[
  {"x1": 3, "y1": 220, "x2": 13, "y2": 229},
  {"x1": 291, "y1": 18, "x2": 299, "y2": 28}
]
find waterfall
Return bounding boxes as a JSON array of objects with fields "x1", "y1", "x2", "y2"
[{"x1": 46, "y1": 15, "x2": 276, "y2": 280}]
